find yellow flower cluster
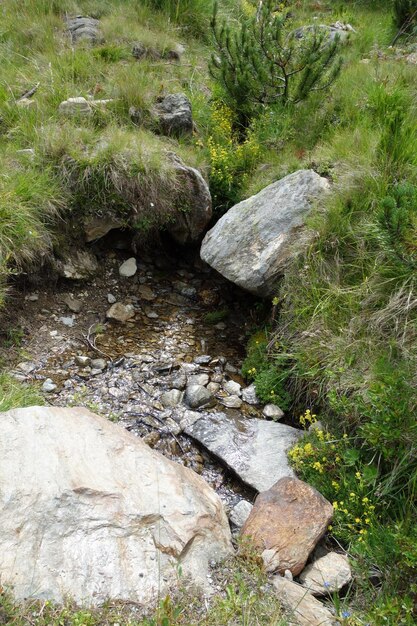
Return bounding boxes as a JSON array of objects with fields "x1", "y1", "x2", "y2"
[
  {"x1": 332, "y1": 494, "x2": 376, "y2": 542},
  {"x1": 299, "y1": 408, "x2": 317, "y2": 427}
]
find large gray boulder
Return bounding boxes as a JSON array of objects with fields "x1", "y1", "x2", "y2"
[
  {"x1": 185, "y1": 412, "x2": 302, "y2": 492},
  {"x1": 0, "y1": 407, "x2": 232, "y2": 606},
  {"x1": 66, "y1": 16, "x2": 101, "y2": 44},
  {"x1": 201, "y1": 170, "x2": 330, "y2": 296},
  {"x1": 152, "y1": 93, "x2": 193, "y2": 137}
]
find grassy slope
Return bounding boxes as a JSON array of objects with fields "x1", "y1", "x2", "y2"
[{"x1": 1, "y1": 0, "x2": 417, "y2": 624}]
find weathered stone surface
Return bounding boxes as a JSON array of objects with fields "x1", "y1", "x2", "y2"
[
  {"x1": 185, "y1": 413, "x2": 301, "y2": 492},
  {"x1": 241, "y1": 383, "x2": 260, "y2": 405},
  {"x1": 241, "y1": 477, "x2": 333, "y2": 575},
  {"x1": 273, "y1": 576, "x2": 336, "y2": 626},
  {"x1": 66, "y1": 16, "x2": 101, "y2": 44},
  {"x1": 119, "y1": 257, "x2": 137, "y2": 277},
  {"x1": 63, "y1": 295, "x2": 83, "y2": 313},
  {"x1": 263, "y1": 403, "x2": 284, "y2": 420},
  {"x1": 106, "y1": 302, "x2": 135, "y2": 322},
  {"x1": 229, "y1": 500, "x2": 253, "y2": 530},
  {"x1": 201, "y1": 170, "x2": 330, "y2": 296},
  {"x1": 219, "y1": 395, "x2": 242, "y2": 409},
  {"x1": 84, "y1": 216, "x2": 124, "y2": 242},
  {"x1": 59, "y1": 96, "x2": 92, "y2": 116},
  {"x1": 160, "y1": 389, "x2": 183, "y2": 408},
  {"x1": 223, "y1": 380, "x2": 242, "y2": 396},
  {"x1": 184, "y1": 384, "x2": 214, "y2": 409},
  {"x1": 167, "y1": 154, "x2": 212, "y2": 245},
  {"x1": 56, "y1": 250, "x2": 98, "y2": 280},
  {"x1": 0, "y1": 407, "x2": 232, "y2": 606},
  {"x1": 152, "y1": 93, "x2": 193, "y2": 136},
  {"x1": 299, "y1": 552, "x2": 352, "y2": 596}
]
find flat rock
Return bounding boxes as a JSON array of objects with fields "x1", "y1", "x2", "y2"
[
  {"x1": 63, "y1": 295, "x2": 83, "y2": 313},
  {"x1": 84, "y1": 217, "x2": 124, "y2": 242},
  {"x1": 0, "y1": 407, "x2": 232, "y2": 606},
  {"x1": 106, "y1": 302, "x2": 135, "y2": 322},
  {"x1": 201, "y1": 170, "x2": 330, "y2": 297},
  {"x1": 185, "y1": 413, "x2": 301, "y2": 492},
  {"x1": 160, "y1": 389, "x2": 183, "y2": 408},
  {"x1": 184, "y1": 385, "x2": 214, "y2": 409},
  {"x1": 229, "y1": 500, "x2": 253, "y2": 529},
  {"x1": 187, "y1": 374, "x2": 210, "y2": 387},
  {"x1": 56, "y1": 249, "x2": 98, "y2": 280},
  {"x1": 219, "y1": 395, "x2": 243, "y2": 409},
  {"x1": 263, "y1": 403, "x2": 284, "y2": 420},
  {"x1": 119, "y1": 257, "x2": 137, "y2": 277},
  {"x1": 299, "y1": 552, "x2": 352, "y2": 596},
  {"x1": 273, "y1": 576, "x2": 336, "y2": 626},
  {"x1": 241, "y1": 477, "x2": 333, "y2": 575},
  {"x1": 58, "y1": 97, "x2": 92, "y2": 116}
]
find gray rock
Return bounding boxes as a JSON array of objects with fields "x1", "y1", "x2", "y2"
[
  {"x1": 223, "y1": 380, "x2": 242, "y2": 396},
  {"x1": 106, "y1": 303, "x2": 135, "y2": 322},
  {"x1": 91, "y1": 358, "x2": 106, "y2": 371},
  {"x1": 242, "y1": 383, "x2": 260, "y2": 405},
  {"x1": 207, "y1": 382, "x2": 221, "y2": 394},
  {"x1": 56, "y1": 249, "x2": 99, "y2": 280},
  {"x1": 263, "y1": 404, "x2": 284, "y2": 420},
  {"x1": 272, "y1": 576, "x2": 337, "y2": 626},
  {"x1": 188, "y1": 374, "x2": 210, "y2": 387},
  {"x1": 27, "y1": 293, "x2": 39, "y2": 302},
  {"x1": 75, "y1": 355, "x2": 91, "y2": 367},
  {"x1": 169, "y1": 373, "x2": 187, "y2": 391},
  {"x1": 229, "y1": 500, "x2": 253, "y2": 529},
  {"x1": 201, "y1": 170, "x2": 330, "y2": 297},
  {"x1": 184, "y1": 385, "x2": 214, "y2": 409},
  {"x1": 160, "y1": 389, "x2": 183, "y2": 408},
  {"x1": 0, "y1": 406, "x2": 232, "y2": 606},
  {"x1": 66, "y1": 16, "x2": 101, "y2": 44},
  {"x1": 59, "y1": 316, "x2": 75, "y2": 327},
  {"x1": 194, "y1": 355, "x2": 212, "y2": 365},
  {"x1": 58, "y1": 97, "x2": 92, "y2": 116},
  {"x1": 219, "y1": 395, "x2": 243, "y2": 409},
  {"x1": 119, "y1": 257, "x2": 137, "y2": 277},
  {"x1": 107, "y1": 293, "x2": 117, "y2": 304},
  {"x1": 42, "y1": 379, "x2": 57, "y2": 393},
  {"x1": 152, "y1": 93, "x2": 193, "y2": 136},
  {"x1": 16, "y1": 362, "x2": 36, "y2": 374},
  {"x1": 294, "y1": 23, "x2": 352, "y2": 44},
  {"x1": 167, "y1": 154, "x2": 212, "y2": 245},
  {"x1": 185, "y1": 413, "x2": 302, "y2": 492},
  {"x1": 63, "y1": 295, "x2": 83, "y2": 313},
  {"x1": 299, "y1": 552, "x2": 352, "y2": 596}
]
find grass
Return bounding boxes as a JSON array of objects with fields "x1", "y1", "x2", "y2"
[{"x1": 0, "y1": 372, "x2": 43, "y2": 412}]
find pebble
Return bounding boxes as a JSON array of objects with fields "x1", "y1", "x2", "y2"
[
  {"x1": 160, "y1": 389, "x2": 183, "y2": 408},
  {"x1": 106, "y1": 303, "x2": 135, "y2": 322},
  {"x1": 242, "y1": 383, "x2": 259, "y2": 405},
  {"x1": 107, "y1": 293, "x2": 117, "y2": 304},
  {"x1": 219, "y1": 395, "x2": 242, "y2": 409},
  {"x1": 27, "y1": 294, "x2": 39, "y2": 302},
  {"x1": 91, "y1": 358, "x2": 106, "y2": 371},
  {"x1": 42, "y1": 379, "x2": 57, "y2": 392},
  {"x1": 119, "y1": 257, "x2": 137, "y2": 277},
  {"x1": 263, "y1": 403, "x2": 284, "y2": 420},
  {"x1": 59, "y1": 316, "x2": 75, "y2": 327},
  {"x1": 63, "y1": 295, "x2": 83, "y2": 313},
  {"x1": 194, "y1": 355, "x2": 211, "y2": 365},
  {"x1": 229, "y1": 500, "x2": 253, "y2": 529},
  {"x1": 75, "y1": 355, "x2": 91, "y2": 367},
  {"x1": 223, "y1": 379, "x2": 242, "y2": 396}
]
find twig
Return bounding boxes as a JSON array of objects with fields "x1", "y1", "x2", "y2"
[
  {"x1": 18, "y1": 82, "x2": 40, "y2": 101},
  {"x1": 82, "y1": 323, "x2": 113, "y2": 361}
]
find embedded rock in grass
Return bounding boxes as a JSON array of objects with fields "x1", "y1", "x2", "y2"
[
  {"x1": 201, "y1": 170, "x2": 330, "y2": 297},
  {"x1": 185, "y1": 413, "x2": 301, "y2": 492},
  {"x1": 66, "y1": 16, "x2": 101, "y2": 44},
  {"x1": 272, "y1": 576, "x2": 337, "y2": 626},
  {"x1": 106, "y1": 302, "x2": 135, "y2": 322},
  {"x1": 0, "y1": 406, "x2": 232, "y2": 606},
  {"x1": 58, "y1": 97, "x2": 92, "y2": 116},
  {"x1": 241, "y1": 477, "x2": 333, "y2": 575},
  {"x1": 294, "y1": 23, "x2": 354, "y2": 44},
  {"x1": 299, "y1": 552, "x2": 352, "y2": 596},
  {"x1": 166, "y1": 153, "x2": 212, "y2": 245},
  {"x1": 55, "y1": 249, "x2": 98, "y2": 280},
  {"x1": 152, "y1": 93, "x2": 193, "y2": 137}
]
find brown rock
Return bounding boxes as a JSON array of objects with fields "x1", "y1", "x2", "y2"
[
  {"x1": 273, "y1": 576, "x2": 336, "y2": 626},
  {"x1": 241, "y1": 477, "x2": 333, "y2": 575}
]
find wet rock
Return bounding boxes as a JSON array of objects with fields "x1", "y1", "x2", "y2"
[
  {"x1": 160, "y1": 389, "x2": 183, "y2": 408},
  {"x1": 63, "y1": 295, "x2": 83, "y2": 313},
  {"x1": 91, "y1": 358, "x2": 106, "y2": 371},
  {"x1": 106, "y1": 303, "x2": 135, "y2": 322},
  {"x1": 119, "y1": 257, "x2": 137, "y2": 277},
  {"x1": 272, "y1": 576, "x2": 336, "y2": 626},
  {"x1": 184, "y1": 385, "x2": 214, "y2": 409},
  {"x1": 188, "y1": 373, "x2": 210, "y2": 387},
  {"x1": 168, "y1": 373, "x2": 187, "y2": 390},
  {"x1": 201, "y1": 170, "x2": 330, "y2": 297},
  {"x1": 194, "y1": 355, "x2": 211, "y2": 365},
  {"x1": 75, "y1": 355, "x2": 91, "y2": 367},
  {"x1": 207, "y1": 382, "x2": 221, "y2": 394},
  {"x1": 241, "y1": 477, "x2": 333, "y2": 575},
  {"x1": 299, "y1": 552, "x2": 352, "y2": 596},
  {"x1": 229, "y1": 500, "x2": 253, "y2": 530},
  {"x1": 223, "y1": 380, "x2": 242, "y2": 396},
  {"x1": 219, "y1": 395, "x2": 242, "y2": 409},
  {"x1": 152, "y1": 93, "x2": 193, "y2": 137},
  {"x1": 56, "y1": 250, "x2": 98, "y2": 280},
  {"x1": 42, "y1": 379, "x2": 57, "y2": 393},
  {"x1": 66, "y1": 15, "x2": 101, "y2": 44},
  {"x1": 0, "y1": 406, "x2": 232, "y2": 605},
  {"x1": 263, "y1": 404, "x2": 284, "y2": 420},
  {"x1": 242, "y1": 384, "x2": 260, "y2": 405},
  {"x1": 185, "y1": 413, "x2": 301, "y2": 492}
]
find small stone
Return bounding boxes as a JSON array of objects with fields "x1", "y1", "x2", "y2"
[
  {"x1": 107, "y1": 293, "x2": 117, "y2": 304},
  {"x1": 59, "y1": 316, "x2": 75, "y2": 327},
  {"x1": 138, "y1": 285, "x2": 156, "y2": 301},
  {"x1": 168, "y1": 374, "x2": 187, "y2": 390},
  {"x1": 63, "y1": 295, "x2": 82, "y2": 313},
  {"x1": 160, "y1": 389, "x2": 183, "y2": 408},
  {"x1": 215, "y1": 322, "x2": 227, "y2": 330},
  {"x1": 184, "y1": 385, "x2": 214, "y2": 409},
  {"x1": 194, "y1": 355, "x2": 211, "y2": 365},
  {"x1": 223, "y1": 380, "x2": 242, "y2": 396},
  {"x1": 106, "y1": 303, "x2": 135, "y2": 322},
  {"x1": 299, "y1": 552, "x2": 352, "y2": 596},
  {"x1": 16, "y1": 362, "x2": 36, "y2": 375},
  {"x1": 207, "y1": 382, "x2": 220, "y2": 394},
  {"x1": 229, "y1": 501, "x2": 253, "y2": 529},
  {"x1": 91, "y1": 358, "x2": 106, "y2": 371},
  {"x1": 27, "y1": 294, "x2": 39, "y2": 302},
  {"x1": 42, "y1": 379, "x2": 57, "y2": 393},
  {"x1": 145, "y1": 310, "x2": 159, "y2": 319},
  {"x1": 242, "y1": 383, "x2": 260, "y2": 405},
  {"x1": 59, "y1": 97, "x2": 92, "y2": 116},
  {"x1": 272, "y1": 576, "x2": 336, "y2": 626},
  {"x1": 75, "y1": 355, "x2": 91, "y2": 367},
  {"x1": 263, "y1": 404, "x2": 284, "y2": 420},
  {"x1": 219, "y1": 395, "x2": 243, "y2": 409},
  {"x1": 119, "y1": 258, "x2": 137, "y2": 277},
  {"x1": 188, "y1": 374, "x2": 209, "y2": 387},
  {"x1": 225, "y1": 362, "x2": 238, "y2": 374}
]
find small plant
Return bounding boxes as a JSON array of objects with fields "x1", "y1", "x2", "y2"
[
  {"x1": 203, "y1": 308, "x2": 229, "y2": 324},
  {"x1": 210, "y1": 0, "x2": 343, "y2": 128}
]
